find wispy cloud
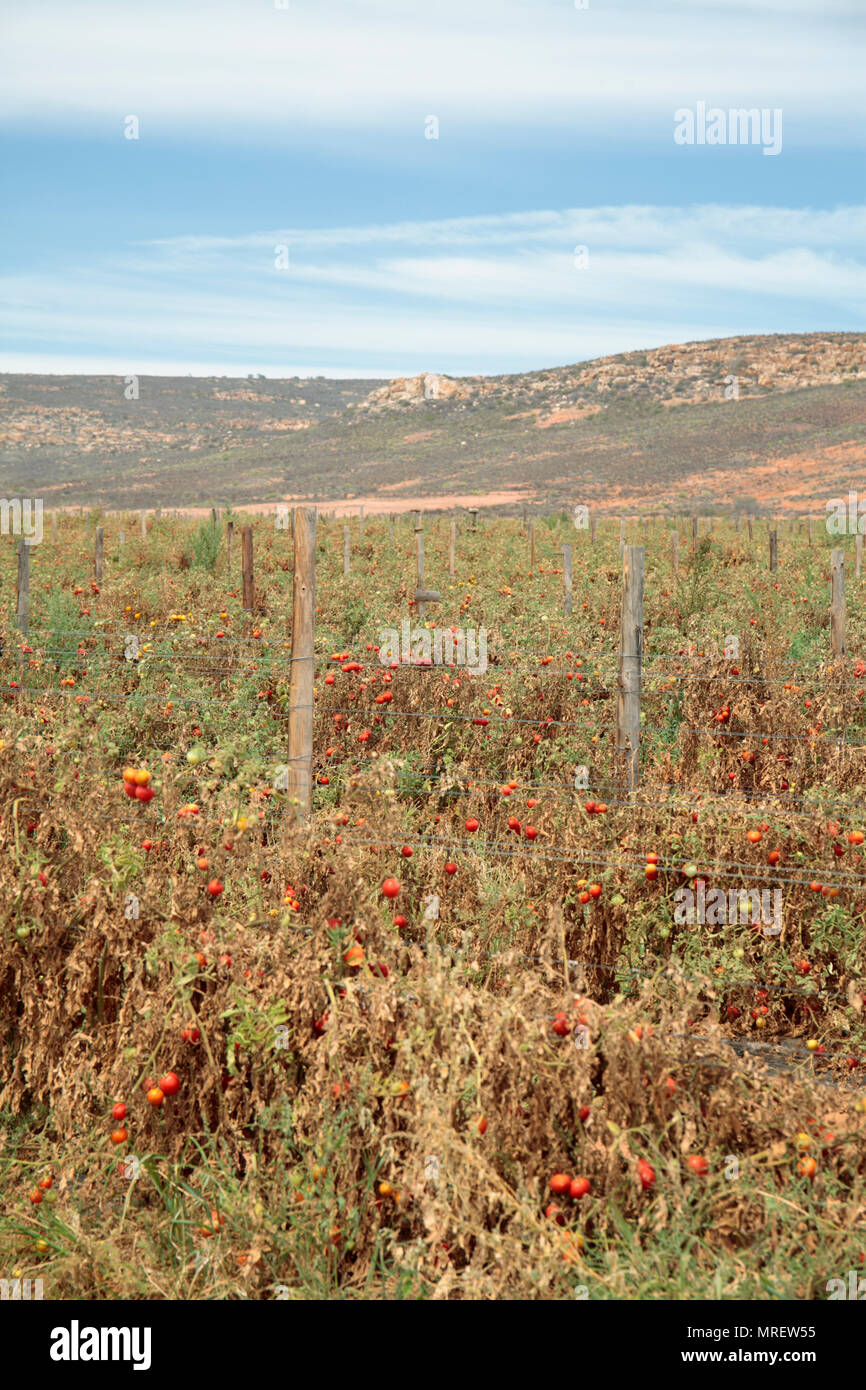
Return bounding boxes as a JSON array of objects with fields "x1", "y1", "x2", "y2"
[
  {"x1": 1, "y1": 0, "x2": 861, "y2": 140},
  {"x1": 2, "y1": 204, "x2": 863, "y2": 377}
]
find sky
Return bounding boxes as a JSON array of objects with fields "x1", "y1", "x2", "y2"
[{"x1": 0, "y1": 0, "x2": 863, "y2": 378}]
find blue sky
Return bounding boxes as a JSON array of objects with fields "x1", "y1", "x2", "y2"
[{"x1": 0, "y1": 0, "x2": 863, "y2": 377}]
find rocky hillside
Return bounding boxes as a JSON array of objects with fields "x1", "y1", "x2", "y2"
[
  {"x1": 355, "y1": 333, "x2": 866, "y2": 416},
  {"x1": 0, "y1": 333, "x2": 863, "y2": 512}
]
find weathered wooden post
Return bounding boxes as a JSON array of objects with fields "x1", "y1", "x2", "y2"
[
  {"x1": 94, "y1": 526, "x2": 104, "y2": 582},
  {"x1": 617, "y1": 546, "x2": 644, "y2": 795},
  {"x1": 287, "y1": 507, "x2": 317, "y2": 821},
  {"x1": 140, "y1": 510, "x2": 147, "y2": 539},
  {"x1": 415, "y1": 520, "x2": 427, "y2": 621},
  {"x1": 562, "y1": 544, "x2": 573, "y2": 615},
  {"x1": 241, "y1": 524, "x2": 254, "y2": 611},
  {"x1": 769, "y1": 530, "x2": 778, "y2": 572},
  {"x1": 808, "y1": 517, "x2": 814, "y2": 547},
  {"x1": 226, "y1": 519, "x2": 234, "y2": 568},
  {"x1": 591, "y1": 515, "x2": 598, "y2": 544},
  {"x1": 620, "y1": 517, "x2": 626, "y2": 546},
  {"x1": 469, "y1": 508, "x2": 478, "y2": 532},
  {"x1": 747, "y1": 516, "x2": 753, "y2": 542},
  {"x1": 343, "y1": 525, "x2": 350, "y2": 576},
  {"x1": 359, "y1": 505, "x2": 365, "y2": 537},
  {"x1": 831, "y1": 549, "x2": 846, "y2": 659},
  {"x1": 692, "y1": 516, "x2": 698, "y2": 550},
  {"x1": 211, "y1": 506, "x2": 218, "y2": 526},
  {"x1": 119, "y1": 529, "x2": 125, "y2": 547},
  {"x1": 16, "y1": 540, "x2": 30, "y2": 637},
  {"x1": 449, "y1": 520, "x2": 456, "y2": 577}
]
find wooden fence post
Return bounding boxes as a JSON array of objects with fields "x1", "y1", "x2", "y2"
[
  {"x1": 16, "y1": 540, "x2": 30, "y2": 637},
  {"x1": 211, "y1": 506, "x2": 218, "y2": 525},
  {"x1": 769, "y1": 530, "x2": 778, "y2": 572},
  {"x1": 241, "y1": 525, "x2": 254, "y2": 611},
  {"x1": 470, "y1": 508, "x2": 478, "y2": 532},
  {"x1": 287, "y1": 507, "x2": 317, "y2": 821},
  {"x1": 692, "y1": 516, "x2": 698, "y2": 550},
  {"x1": 119, "y1": 530, "x2": 124, "y2": 547},
  {"x1": 343, "y1": 525, "x2": 350, "y2": 576},
  {"x1": 226, "y1": 520, "x2": 233, "y2": 568},
  {"x1": 449, "y1": 520, "x2": 456, "y2": 577},
  {"x1": 617, "y1": 546, "x2": 643, "y2": 796},
  {"x1": 562, "y1": 543, "x2": 573, "y2": 615},
  {"x1": 747, "y1": 516, "x2": 753, "y2": 542},
  {"x1": 808, "y1": 517, "x2": 814, "y2": 547},
  {"x1": 831, "y1": 549, "x2": 846, "y2": 659},
  {"x1": 140, "y1": 510, "x2": 147, "y2": 539},
  {"x1": 415, "y1": 522, "x2": 427, "y2": 621},
  {"x1": 94, "y1": 526, "x2": 104, "y2": 582},
  {"x1": 591, "y1": 515, "x2": 598, "y2": 544}
]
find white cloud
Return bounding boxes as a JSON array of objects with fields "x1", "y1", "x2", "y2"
[
  {"x1": 1, "y1": 203, "x2": 863, "y2": 376},
  {"x1": 0, "y1": 0, "x2": 861, "y2": 140}
]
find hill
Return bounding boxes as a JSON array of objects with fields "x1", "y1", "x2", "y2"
[{"x1": 0, "y1": 332, "x2": 864, "y2": 513}]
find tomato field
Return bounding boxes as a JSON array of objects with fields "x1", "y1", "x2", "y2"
[{"x1": 2, "y1": 507, "x2": 866, "y2": 1299}]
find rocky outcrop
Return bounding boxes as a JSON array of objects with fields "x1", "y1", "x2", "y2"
[{"x1": 355, "y1": 333, "x2": 866, "y2": 416}]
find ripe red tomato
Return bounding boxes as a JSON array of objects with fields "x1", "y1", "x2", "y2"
[
  {"x1": 110, "y1": 1128, "x2": 128, "y2": 1145},
  {"x1": 400, "y1": 846, "x2": 413, "y2": 858},
  {"x1": 147, "y1": 1086, "x2": 165, "y2": 1107},
  {"x1": 207, "y1": 879, "x2": 224, "y2": 898},
  {"x1": 687, "y1": 1155, "x2": 709, "y2": 1176},
  {"x1": 465, "y1": 818, "x2": 480, "y2": 833},
  {"x1": 637, "y1": 1159, "x2": 656, "y2": 1190},
  {"x1": 381, "y1": 877, "x2": 401, "y2": 899},
  {"x1": 111, "y1": 1102, "x2": 127, "y2": 1122},
  {"x1": 569, "y1": 1176, "x2": 591, "y2": 1199},
  {"x1": 549, "y1": 1172, "x2": 572, "y2": 1196},
  {"x1": 444, "y1": 862, "x2": 457, "y2": 875},
  {"x1": 507, "y1": 817, "x2": 521, "y2": 833},
  {"x1": 544, "y1": 1203, "x2": 565, "y2": 1225},
  {"x1": 524, "y1": 825, "x2": 537, "y2": 840},
  {"x1": 159, "y1": 1072, "x2": 180, "y2": 1097},
  {"x1": 393, "y1": 914, "x2": 408, "y2": 928},
  {"x1": 135, "y1": 785, "x2": 155, "y2": 802}
]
